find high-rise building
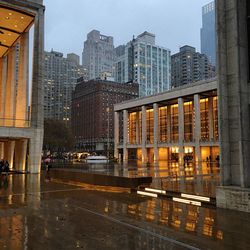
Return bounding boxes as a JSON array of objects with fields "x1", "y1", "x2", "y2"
[
  {"x1": 82, "y1": 30, "x2": 115, "y2": 80},
  {"x1": 115, "y1": 31, "x2": 171, "y2": 97},
  {"x1": 71, "y1": 79, "x2": 138, "y2": 155},
  {"x1": 171, "y1": 45, "x2": 215, "y2": 88},
  {"x1": 44, "y1": 50, "x2": 87, "y2": 123},
  {"x1": 200, "y1": 1, "x2": 216, "y2": 66}
]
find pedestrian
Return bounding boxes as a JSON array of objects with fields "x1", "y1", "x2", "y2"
[
  {"x1": 45, "y1": 156, "x2": 51, "y2": 172},
  {"x1": 4, "y1": 160, "x2": 9, "y2": 172},
  {"x1": 0, "y1": 159, "x2": 4, "y2": 173}
]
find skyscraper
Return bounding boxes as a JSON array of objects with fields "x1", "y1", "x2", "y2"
[
  {"x1": 44, "y1": 50, "x2": 87, "y2": 123},
  {"x1": 200, "y1": 1, "x2": 216, "y2": 66},
  {"x1": 115, "y1": 31, "x2": 171, "y2": 97},
  {"x1": 82, "y1": 30, "x2": 115, "y2": 80},
  {"x1": 171, "y1": 45, "x2": 215, "y2": 88}
]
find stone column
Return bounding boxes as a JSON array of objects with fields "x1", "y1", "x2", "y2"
[
  {"x1": 16, "y1": 32, "x2": 29, "y2": 127},
  {"x1": 216, "y1": 0, "x2": 250, "y2": 188},
  {"x1": 28, "y1": 6, "x2": 45, "y2": 173},
  {"x1": 15, "y1": 139, "x2": 28, "y2": 171},
  {"x1": 141, "y1": 106, "x2": 147, "y2": 163},
  {"x1": 0, "y1": 57, "x2": 7, "y2": 126},
  {"x1": 114, "y1": 111, "x2": 119, "y2": 159},
  {"x1": 153, "y1": 103, "x2": 159, "y2": 163},
  {"x1": 208, "y1": 97, "x2": 214, "y2": 141},
  {"x1": 178, "y1": 98, "x2": 184, "y2": 175},
  {"x1": 123, "y1": 110, "x2": 128, "y2": 163},
  {"x1": 194, "y1": 94, "x2": 202, "y2": 174},
  {"x1": 4, "y1": 141, "x2": 15, "y2": 169},
  {"x1": 5, "y1": 47, "x2": 17, "y2": 127},
  {"x1": 31, "y1": 7, "x2": 44, "y2": 129},
  {"x1": 28, "y1": 130, "x2": 43, "y2": 173}
]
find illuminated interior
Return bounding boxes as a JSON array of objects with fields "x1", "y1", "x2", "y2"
[{"x1": 0, "y1": 6, "x2": 34, "y2": 58}]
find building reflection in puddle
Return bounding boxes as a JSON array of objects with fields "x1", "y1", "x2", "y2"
[
  {"x1": 104, "y1": 198, "x2": 223, "y2": 243},
  {"x1": 0, "y1": 174, "x2": 41, "y2": 249}
]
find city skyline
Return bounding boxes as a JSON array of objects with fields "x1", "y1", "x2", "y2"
[{"x1": 44, "y1": 0, "x2": 211, "y2": 59}]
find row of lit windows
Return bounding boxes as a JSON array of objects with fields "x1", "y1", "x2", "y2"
[{"x1": 125, "y1": 97, "x2": 218, "y2": 144}]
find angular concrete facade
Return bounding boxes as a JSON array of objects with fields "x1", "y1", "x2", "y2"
[
  {"x1": 0, "y1": 0, "x2": 44, "y2": 173},
  {"x1": 216, "y1": 0, "x2": 250, "y2": 211}
]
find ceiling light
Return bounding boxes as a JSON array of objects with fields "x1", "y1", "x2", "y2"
[
  {"x1": 14, "y1": 25, "x2": 17, "y2": 28},
  {"x1": 21, "y1": 16, "x2": 24, "y2": 19},
  {"x1": 8, "y1": 13, "x2": 12, "y2": 16},
  {"x1": 5, "y1": 16, "x2": 9, "y2": 20}
]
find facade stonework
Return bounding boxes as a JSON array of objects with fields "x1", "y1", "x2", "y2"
[
  {"x1": 216, "y1": 0, "x2": 250, "y2": 212},
  {"x1": 71, "y1": 79, "x2": 138, "y2": 155},
  {"x1": 0, "y1": 0, "x2": 45, "y2": 173}
]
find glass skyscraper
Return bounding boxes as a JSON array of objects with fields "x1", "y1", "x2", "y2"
[
  {"x1": 200, "y1": 1, "x2": 216, "y2": 66},
  {"x1": 115, "y1": 32, "x2": 171, "y2": 97}
]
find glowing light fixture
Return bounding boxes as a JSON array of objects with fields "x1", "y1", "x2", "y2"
[
  {"x1": 173, "y1": 197, "x2": 201, "y2": 206},
  {"x1": 145, "y1": 188, "x2": 166, "y2": 194},
  {"x1": 137, "y1": 191, "x2": 157, "y2": 198},
  {"x1": 181, "y1": 193, "x2": 210, "y2": 202}
]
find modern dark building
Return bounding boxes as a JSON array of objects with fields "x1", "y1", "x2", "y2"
[
  {"x1": 171, "y1": 45, "x2": 215, "y2": 88},
  {"x1": 201, "y1": 1, "x2": 216, "y2": 66},
  {"x1": 71, "y1": 79, "x2": 138, "y2": 155}
]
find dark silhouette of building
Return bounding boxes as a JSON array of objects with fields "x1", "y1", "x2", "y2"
[{"x1": 71, "y1": 79, "x2": 138, "y2": 156}]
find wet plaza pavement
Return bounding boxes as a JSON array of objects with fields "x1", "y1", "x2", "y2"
[
  {"x1": 52, "y1": 162, "x2": 220, "y2": 197},
  {"x1": 0, "y1": 172, "x2": 250, "y2": 249}
]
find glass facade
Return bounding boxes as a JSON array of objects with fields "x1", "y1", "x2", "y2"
[
  {"x1": 213, "y1": 97, "x2": 219, "y2": 140},
  {"x1": 146, "y1": 109, "x2": 154, "y2": 143},
  {"x1": 200, "y1": 98, "x2": 209, "y2": 140},
  {"x1": 184, "y1": 101, "x2": 194, "y2": 142},
  {"x1": 125, "y1": 41, "x2": 171, "y2": 97},
  {"x1": 159, "y1": 107, "x2": 168, "y2": 142},
  {"x1": 116, "y1": 90, "x2": 219, "y2": 177},
  {"x1": 128, "y1": 112, "x2": 137, "y2": 144},
  {"x1": 171, "y1": 104, "x2": 179, "y2": 142}
]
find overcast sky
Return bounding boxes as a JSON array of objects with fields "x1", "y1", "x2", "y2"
[{"x1": 43, "y1": 0, "x2": 211, "y2": 59}]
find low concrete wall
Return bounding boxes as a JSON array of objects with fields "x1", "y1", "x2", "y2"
[
  {"x1": 49, "y1": 169, "x2": 152, "y2": 189},
  {"x1": 216, "y1": 186, "x2": 250, "y2": 212}
]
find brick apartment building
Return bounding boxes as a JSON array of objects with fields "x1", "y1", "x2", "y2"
[{"x1": 71, "y1": 79, "x2": 138, "y2": 156}]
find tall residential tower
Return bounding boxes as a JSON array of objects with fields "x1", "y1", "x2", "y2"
[
  {"x1": 82, "y1": 30, "x2": 115, "y2": 80},
  {"x1": 171, "y1": 45, "x2": 215, "y2": 88},
  {"x1": 44, "y1": 50, "x2": 87, "y2": 123},
  {"x1": 115, "y1": 31, "x2": 171, "y2": 97}
]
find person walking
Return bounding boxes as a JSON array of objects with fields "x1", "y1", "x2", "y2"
[{"x1": 45, "y1": 156, "x2": 51, "y2": 173}]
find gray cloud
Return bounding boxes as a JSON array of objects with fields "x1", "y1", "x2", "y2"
[{"x1": 44, "y1": 0, "x2": 211, "y2": 58}]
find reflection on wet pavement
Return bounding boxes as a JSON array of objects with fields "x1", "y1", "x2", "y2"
[
  {"x1": 53, "y1": 162, "x2": 220, "y2": 197},
  {"x1": 0, "y1": 173, "x2": 249, "y2": 249}
]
